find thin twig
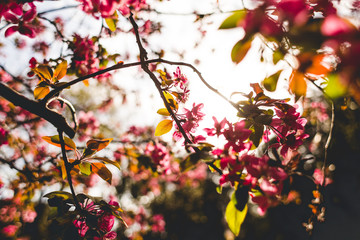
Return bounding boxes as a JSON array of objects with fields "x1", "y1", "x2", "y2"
[
  {"x1": 58, "y1": 130, "x2": 81, "y2": 209},
  {"x1": 322, "y1": 101, "x2": 334, "y2": 186}
]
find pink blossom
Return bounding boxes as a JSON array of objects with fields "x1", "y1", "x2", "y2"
[
  {"x1": 321, "y1": 15, "x2": 354, "y2": 37},
  {"x1": 151, "y1": 214, "x2": 166, "y2": 233},
  {"x1": 223, "y1": 120, "x2": 252, "y2": 152},
  {"x1": 173, "y1": 67, "x2": 188, "y2": 89},
  {"x1": 0, "y1": 127, "x2": 8, "y2": 146},
  {"x1": 21, "y1": 208, "x2": 37, "y2": 223},
  {"x1": 2, "y1": 224, "x2": 18, "y2": 237}
]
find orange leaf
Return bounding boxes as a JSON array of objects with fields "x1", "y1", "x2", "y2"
[
  {"x1": 42, "y1": 135, "x2": 76, "y2": 150},
  {"x1": 91, "y1": 162, "x2": 112, "y2": 184},
  {"x1": 33, "y1": 65, "x2": 53, "y2": 81},
  {"x1": 155, "y1": 119, "x2": 173, "y2": 136},
  {"x1": 231, "y1": 40, "x2": 252, "y2": 64},
  {"x1": 54, "y1": 60, "x2": 67, "y2": 81},
  {"x1": 86, "y1": 138, "x2": 113, "y2": 151},
  {"x1": 306, "y1": 54, "x2": 332, "y2": 77},
  {"x1": 34, "y1": 86, "x2": 50, "y2": 99},
  {"x1": 83, "y1": 79, "x2": 89, "y2": 86},
  {"x1": 289, "y1": 70, "x2": 307, "y2": 101}
]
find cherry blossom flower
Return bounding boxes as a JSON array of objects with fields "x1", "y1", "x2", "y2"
[{"x1": 0, "y1": 128, "x2": 8, "y2": 146}]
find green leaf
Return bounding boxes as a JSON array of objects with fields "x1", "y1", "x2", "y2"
[
  {"x1": 225, "y1": 197, "x2": 248, "y2": 236},
  {"x1": 219, "y1": 10, "x2": 246, "y2": 29},
  {"x1": 79, "y1": 162, "x2": 92, "y2": 176},
  {"x1": 325, "y1": 74, "x2": 347, "y2": 99},
  {"x1": 154, "y1": 119, "x2": 173, "y2": 136},
  {"x1": 273, "y1": 50, "x2": 284, "y2": 65},
  {"x1": 263, "y1": 70, "x2": 282, "y2": 92},
  {"x1": 249, "y1": 124, "x2": 264, "y2": 147},
  {"x1": 231, "y1": 40, "x2": 252, "y2": 64}
]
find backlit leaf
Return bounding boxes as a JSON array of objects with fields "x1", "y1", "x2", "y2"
[
  {"x1": 42, "y1": 135, "x2": 76, "y2": 150},
  {"x1": 44, "y1": 191, "x2": 73, "y2": 200},
  {"x1": 219, "y1": 10, "x2": 246, "y2": 29},
  {"x1": 157, "y1": 108, "x2": 170, "y2": 116},
  {"x1": 86, "y1": 138, "x2": 113, "y2": 151},
  {"x1": 163, "y1": 91, "x2": 178, "y2": 110},
  {"x1": 34, "y1": 86, "x2": 50, "y2": 99},
  {"x1": 54, "y1": 60, "x2": 67, "y2": 81},
  {"x1": 105, "y1": 12, "x2": 118, "y2": 32},
  {"x1": 91, "y1": 162, "x2": 112, "y2": 184},
  {"x1": 231, "y1": 40, "x2": 252, "y2": 64},
  {"x1": 289, "y1": 70, "x2": 307, "y2": 101},
  {"x1": 325, "y1": 74, "x2": 347, "y2": 99},
  {"x1": 154, "y1": 119, "x2": 173, "y2": 136},
  {"x1": 33, "y1": 64, "x2": 53, "y2": 81},
  {"x1": 83, "y1": 79, "x2": 89, "y2": 86},
  {"x1": 273, "y1": 50, "x2": 284, "y2": 65},
  {"x1": 79, "y1": 162, "x2": 92, "y2": 176},
  {"x1": 225, "y1": 196, "x2": 248, "y2": 236},
  {"x1": 263, "y1": 70, "x2": 281, "y2": 92},
  {"x1": 90, "y1": 157, "x2": 121, "y2": 170},
  {"x1": 105, "y1": 18, "x2": 117, "y2": 32}
]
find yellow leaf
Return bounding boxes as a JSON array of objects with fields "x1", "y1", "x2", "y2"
[
  {"x1": 155, "y1": 119, "x2": 173, "y2": 136},
  {"x1": 105, "y1": 17, "x2": 117, "y2": 32},
  {"x1": 105, "y1": 11, "x2": 118, "y2": 32},
  {"x1": 157, "y1": 108, "x2": 170, "y2": 116},
  {"x1": 163, "y1": 91, "x2": 178, "y2": 110},
  {"x1": 33, "y1": 65, "x2": 53, "y2": 81},
  {"x1": 54, "y1": 60, "x2": 67, "y2": 81},
  {"x1": 34, "y1": 86, "x2": 50, "y2": 99},
  {"x1": 60, "y1": 161, "x2": 67, "y2": 180},
  {"x1": 289, "y1": 70, "x2": 307, "y2": 101}
]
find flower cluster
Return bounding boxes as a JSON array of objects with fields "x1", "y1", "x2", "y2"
[
  {"x1": 73, "y1": 200, "x2": 119, "y2": 239},
  {"x1": 78, "y1": 0, "x2": 147, "y2": 18},
  {"x1": 1, "y1": 2, "x2": 40, "y2": 38},
  {"x1": 144, "y1": 142, "x2": 171, "y2": 174},
  {"x1": 70, "y1": 34, "x2": 100, "y2": 77},
  {"x1": 77, "y1": 111, "x2": 100, "y2": 141},
  {"x1": 173, "y1": 103, "x2": 205, "y2": 143},
  {"x1": 270, "y1": 104, "x2": 309, "y2": 156}
]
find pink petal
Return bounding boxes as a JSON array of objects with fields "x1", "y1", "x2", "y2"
[
  {"x1": 9, "y1": 3, "x2": 23, "y2": 16},
  {"x1": 23, "y1": 6, "x2": 37, "y2": 22},
  {"x1": 4, "y1": 25, "x2": 18, "y2": 37},
  {"x1": 3, "y1": 12, "x2": 18, "y2": 23},
  {"x1": 321, "y1": 15, "x2": 354, "y2": 37},
  {"x1": 19, "y1": 25, "x2": 36, "y2": 38}
]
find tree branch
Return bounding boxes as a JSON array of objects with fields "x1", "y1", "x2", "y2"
[
  {"x1": 129, "y1": 12, "x2": 223, "y2": 175},
  {"x1": 0, "y1": 82, "x2": 75, "y2": 138}
]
